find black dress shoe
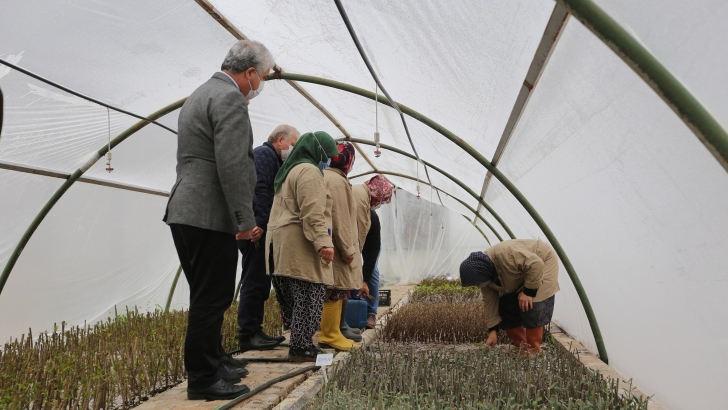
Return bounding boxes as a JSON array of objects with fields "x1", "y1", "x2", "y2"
[
  {"x1": 239, "y1": 332, "x2": 279, "y2": 352},
  {"x1": 288, "y1": 345, "x2": 325, "y2": 362},
  {"x1": 258, "y1": 330, "x2": 286, "y2": 344},
  {"x1": 187, "y1": 379, "x2": 250, "y2": 400},
  {"x1": 220, "y1": 354, "x2": 249, "y2": 368},
  {"x1": 221, "y1": 363, "x2": 248, "y2": 383}
]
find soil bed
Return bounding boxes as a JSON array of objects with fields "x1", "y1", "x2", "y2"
[{"x1": 308, "y1": 279, "x2": 651, "y2": 410}]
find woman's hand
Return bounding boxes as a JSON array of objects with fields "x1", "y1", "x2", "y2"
[
  {"x1": 343, "y1": 254, "x2": 355, "y2": 264},
  {"x1": 357, "y1": 282, "x2": 370, "y2": 297},
  {"x1": 319, "y1": 247, "x2": 334, "y2": 263},
  {"x1": 518, "y1": 292, "x2": 533, "y2": 312},
  {"x1": 486, "y1": 330, "x2": 498, "y2": 347}
]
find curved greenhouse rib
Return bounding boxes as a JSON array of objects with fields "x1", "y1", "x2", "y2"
[
  {"x1": 558, "y1": 0, "x2": 728, "y2": 172},
  {"x1": 165, "y1": 265, "x2": 184, "y2": 313},
  {"x1": 0, "y1": 59, "x2": 177, "y2": 135},
  {"x1": 0, "y1": 98, "x2": 186, "y2": 297},
  {"x1": 463, "y1": 215, "x2": 491, "y2": 246},
  {"x1": 352, "y1": 170, "x2": 502, "y2": 243},
  {"x1": 270, "y1": 71, "x2": 608, "y2": 363},
  {"x1": 340, "y1": 137, "x2": 515, "y2": 240}
]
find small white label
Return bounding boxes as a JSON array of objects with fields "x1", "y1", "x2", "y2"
[{"x1": 315, "y1": 353, "x2": 333, "y2": 367}]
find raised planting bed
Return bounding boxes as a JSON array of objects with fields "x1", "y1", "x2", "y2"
[
  {"x1": 307, "y1": 278, "x2": 651, "y2": 409},
  {"x1": 0, "y1": 297, "x2": 282, "y2": 409}
]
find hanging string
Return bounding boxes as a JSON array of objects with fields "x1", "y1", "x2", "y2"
[
  {"x1": 374, "y1": 82, "x2": 381, "y2": 157},
  {"x1": 105, "y1": 108, "x2": 113, "y2": 173}
]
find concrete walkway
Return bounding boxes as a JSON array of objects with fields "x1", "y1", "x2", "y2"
[{"x1": 136, "y1": 285, "x2": 412, "y2": 410}]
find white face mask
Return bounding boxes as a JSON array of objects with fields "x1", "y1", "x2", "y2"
[
  {"x1": 281, "y1": 148, "x2": 290, "y2": 161},
  {"x1": 246, "y1": 71, "x2": 264, "y2": 99}
]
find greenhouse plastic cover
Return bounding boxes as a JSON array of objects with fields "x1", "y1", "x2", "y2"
[{"x1": 1, "y1": 1, "x2": 727, "y2": 408}]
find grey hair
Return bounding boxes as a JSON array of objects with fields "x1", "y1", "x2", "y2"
[
  {"x1": 268, "y1": 124, "x2": 300, "y2": 143},
  {"x1": 221, "y1": 40, "x2": 275, "y2": 74}
]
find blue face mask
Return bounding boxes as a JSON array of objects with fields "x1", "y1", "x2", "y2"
[{"x1": 318, "y1": 158, "x2": 331, "y2": 170}]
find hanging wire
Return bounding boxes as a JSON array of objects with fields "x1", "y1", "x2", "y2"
[
  {"x1": 334, "y1": 0, "x2": 442, "y2": 206},
  {"x1": 105, "y1": 108, "x2": 113, "y2": 173}
]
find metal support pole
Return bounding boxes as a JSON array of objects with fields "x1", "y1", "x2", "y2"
[
  {"x1": 269, "y1": 71, "x2": 608, "y2": 363},
  {"x1": 0, "y1": 98, "x2": 186, "y2": 297},
  {"x1": 462, "y1": 215, "x2": 491, "y2": 246},
  {"x1": 164, "y1": 265, "x2": 183, "y2": 313},
  {"x1": 557, "y1": 0, "x2": 728, "y2": 173},
  {"x1": 341, "y1": 137, "x2": 515, "y2": 240}
]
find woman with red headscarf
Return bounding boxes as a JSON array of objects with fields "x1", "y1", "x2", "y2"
[
  {"x1": 352, "y1": 175, "x2": 393, "y2": 328},
  {"x1": 318, "y1": 142, "x2": 361, "y2": 351}
]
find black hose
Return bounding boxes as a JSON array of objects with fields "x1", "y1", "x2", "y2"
[
  {"x1": 0, "y1": 58, "x2": 177, "y2": 134},
  {"x1": 214, "y1": 365, "x2": 320, "y2": 410}
]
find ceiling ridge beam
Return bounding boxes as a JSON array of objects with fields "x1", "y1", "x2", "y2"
[{"x1": 474, "y1": 3, "x2": 570, "y2": 222}]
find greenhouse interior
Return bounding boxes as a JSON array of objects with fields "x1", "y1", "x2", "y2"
[{"x1": 1, "y1": 0, "x2": 727, "y2": 409}]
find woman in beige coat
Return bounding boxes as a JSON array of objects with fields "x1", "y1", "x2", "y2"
[
  {"x1": 459, "y1": 239, "x2": 560, "y2": 353},
  {"x1": 266, "y1": 131, "x2": 340, "y2": 362},
  {"x1": 318, "y1": 142, "x2": 362, "y2": 351}
]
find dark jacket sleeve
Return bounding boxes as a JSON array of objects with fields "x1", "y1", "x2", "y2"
[
  {"x1": 361, "y1": 210, "x2": 381, "y2": 283},
  {"x1": 253, "y1": 145, "x2": 280, "y2": 230}
]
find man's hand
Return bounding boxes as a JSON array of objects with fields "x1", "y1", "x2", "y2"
[
  {"x1": 485, "y1": 329, "x2": 498, "y2": 347},
  {"x1": 236, "y1": 228, "x2": 255, "y2": 241},
  {"x1": 518, "y1": 292, "x2": 533, "y2": 312},
  {"x1": 343, "y1": 254, "x2": 355, "y2": 264},
  {"x1": 319, "y1": 247, "x2": 334, "y2": 264},
  {"x1": 250, "y1": 226, "x2": 264, "y2": 242},
  {"x1": 357, "y1": 282, "x2": 370, "y2": 297}
]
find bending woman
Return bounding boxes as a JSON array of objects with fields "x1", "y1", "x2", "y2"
[
  {"x1": 266, "y1": 131, "x2": 340, "y2": 362},
  {"x1": 318, "y1": 142, "x2": 362, "y2": 351},
  {"x1": 459, "y1": 239, "x2": 560, "y2": 353}
]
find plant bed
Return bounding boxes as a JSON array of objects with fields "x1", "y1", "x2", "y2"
[
  {"x1": 308, "y1": 278, "x2": 651, "y2": 409},
  {"x1": 0, "y1": 296, "x2": 282, "y2": 409}
]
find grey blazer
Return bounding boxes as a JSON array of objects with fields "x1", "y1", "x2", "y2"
[{"x1": 164, "y1": 73, "x2": 256, "y2": 235}]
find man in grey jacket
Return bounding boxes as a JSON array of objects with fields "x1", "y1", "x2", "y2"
[{"x1": 164, "y1": 40, "x2": 274, "y2": 401}]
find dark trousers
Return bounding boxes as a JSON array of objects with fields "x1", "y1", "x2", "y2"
[
  {"x1": 169, "y1": 224, "x2": 238, "y2": 390},
  {"x1": 237, "y1": 233, "x2": 272, "y2": 339}
]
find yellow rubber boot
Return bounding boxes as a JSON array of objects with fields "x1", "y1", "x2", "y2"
[{"x1": 318, "y1": 300, "x2": 358, "y2": 351}]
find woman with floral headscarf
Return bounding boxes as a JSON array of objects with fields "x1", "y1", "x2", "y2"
[
  {"x1": 266, "y1": 131, "x2": 340, "y2": 362},
  {"x1": 352, "y1": 175, "x2": 393, "y2": 328},
  {"x1": 318, "y1": 142, "x2": 362, "y2": 351}
]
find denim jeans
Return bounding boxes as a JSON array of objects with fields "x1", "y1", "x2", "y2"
[{"x1": 350, "y1": 246, "x2": 381, "y2": 316}]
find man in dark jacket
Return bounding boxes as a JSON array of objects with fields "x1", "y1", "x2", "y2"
[{"x1": 237, "y1": 124, "x2": 299, "y2": 351}]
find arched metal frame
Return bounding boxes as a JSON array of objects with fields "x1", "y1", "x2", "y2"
[
  {"x1": 269, "y1": 71, "x2": 609, "y2": 363},
  {"x1": 352, "y1": 170, "x2": 499, "y2": 244},
  {"x1": 559, "y1": 0, "x2": 728, "y2": 172},
  {"x1": 5, "y1": 0, "x2": 727, "y2": 366},
  {"x1": 339, "y1": 138, "x2": 515, "y2": 241}
]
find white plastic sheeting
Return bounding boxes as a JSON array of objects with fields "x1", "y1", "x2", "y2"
[
  {"x1": 0, "y1": 0, "x2": 727, "y2": 408},
  {"x1": 354, "y1": 187, "x2": 489, "y2": 285}
]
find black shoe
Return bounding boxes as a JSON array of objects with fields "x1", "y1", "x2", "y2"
[
  {"x1": 187, "y1": 379, "x2": 250, "y2": 400},
  {"x1": 221, "y1": 363, "x2": 248, "y2": 383},
  {"x1": 288, "y1": 346, "x2": 324, "y2": 362},
  {"x1": 258, "y1": 330, "x2": 286, "y2": 344},
  {"x1": 220, "y1": 354, "x2": 249, "y2": 368},
  {"x1": 238, "y1": 332, "x2": 280, "y2": 352}
]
